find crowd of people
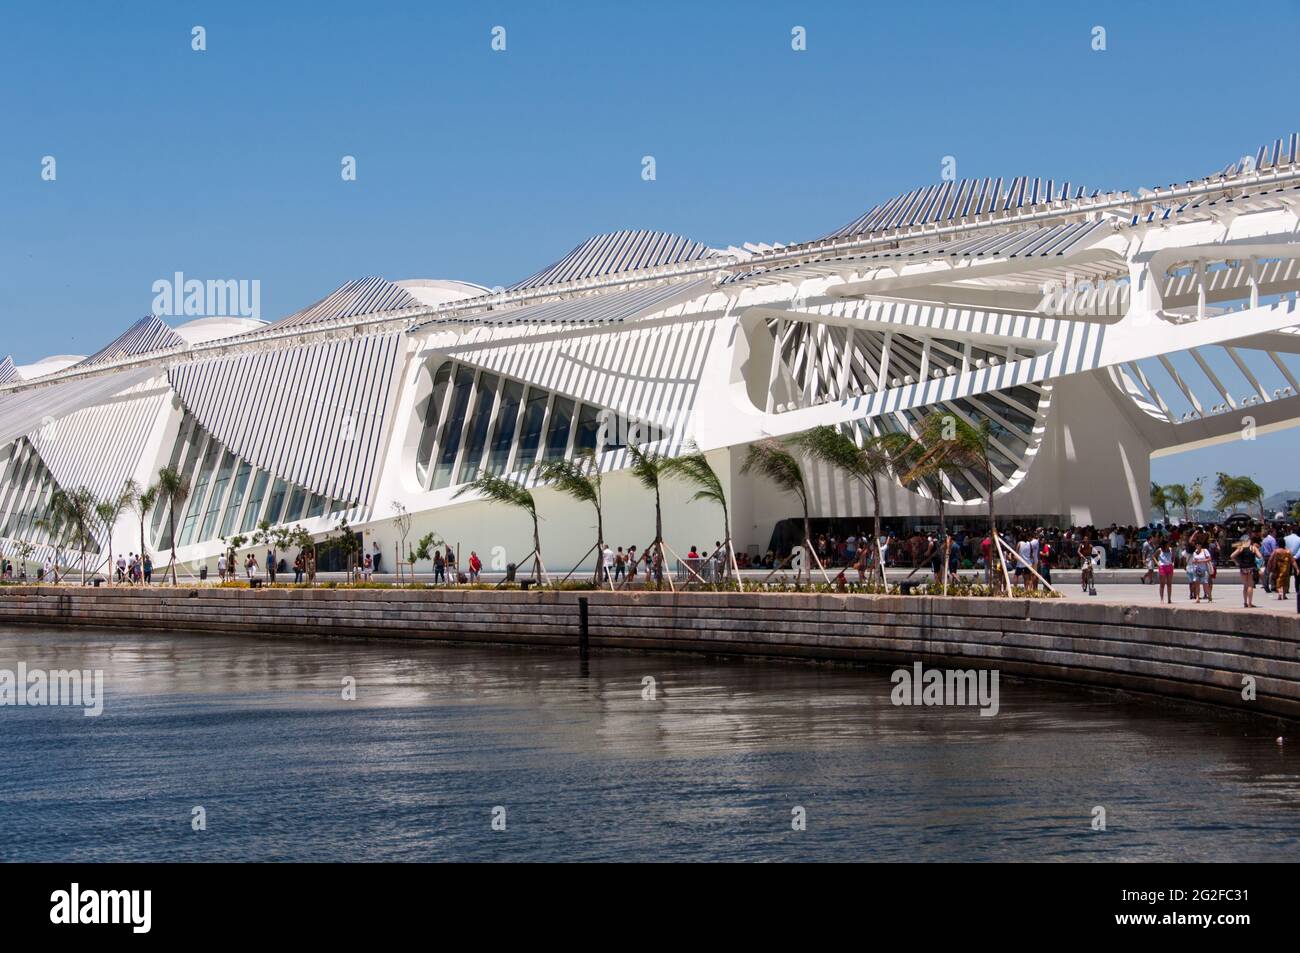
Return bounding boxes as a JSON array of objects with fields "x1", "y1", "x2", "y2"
[{"x1": 751, "y1": 519, "x2": 1300, "y2": 607}]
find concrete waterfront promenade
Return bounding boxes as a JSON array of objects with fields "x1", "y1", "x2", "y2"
[{"x1": 0, "y1": 585, "x2": 1297, "y2": 721}]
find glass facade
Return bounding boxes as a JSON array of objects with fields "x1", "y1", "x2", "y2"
[
  {"x1": 413, "y1": 360, "x2": 621, "y2": 490},
  {"x1": 151, "y1": 411, "x2": 353, "y2": 550}
]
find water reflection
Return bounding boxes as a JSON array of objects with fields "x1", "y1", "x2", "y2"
[{"x1": 0, "y1": 626, "x2": 1296, "y2": 862}]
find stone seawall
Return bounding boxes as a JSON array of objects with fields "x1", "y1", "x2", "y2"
[{"x1": 1, "y1": 586, "x2": 1297, "y2": 720}]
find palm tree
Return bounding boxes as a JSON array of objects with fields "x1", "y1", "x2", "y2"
[
  {"x1": 46, "y1": 487, "x2": 98, "y2": 584},
  {"x1": 536, "y1": 452, "x2": 606, "y2": 584},
  {"x1": 455, "y1": 470, "x2": 544, "y2": 584},
  {"x1": 1164, "y1": 480, "x2": 1204, "y2": 523},
  {"x1": 34, "y1": 493, "x2": 74, "y2": 583},
  {"x1": 742, "y1": 438, "x2": 813, "y2": 584},
  {"x1": 790, "y1": 425, "x2": 907, "y2": 582},
  {"x1": 130, "y1": 480, "x2": 158, "y2": 565},
  {"x1": 156, "y1": 466, "x2": 191, "y2": 584},
  {"x1": 661, "y1": 442, "x2": 735, "y2": 586},
  {"x1": 1150, "y1": 482, "x2": 1170, "y2": 524},
  {"x1": 94, "y1": 481, "x2": 136, "y2": 585},
  {"x1": 627, "y1": 444, "x2": 670, "y2": 586},
  {"x1": 1214, "y1": 472, "x2": 1268, "y2": 523},
  {"x1": 893, "y1": 411, "x2": 991, "y2": 587}
]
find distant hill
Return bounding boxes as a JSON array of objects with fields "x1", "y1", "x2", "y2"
[{"x1": 1264, "y1": 490, "x2": 1300, "y2": 511}]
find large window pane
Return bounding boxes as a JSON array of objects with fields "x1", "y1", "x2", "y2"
[
  {"x1": 514, "y1": 388, "x2": 548, "y2": 470},
  {"x1": 284, "y1": 486, "x2": 307, "y2": 523},
  {"x1": 486, "y1": 380, "x2": 523, "y2": 474},
  {"x1": 264, "y1": 478, "x2": 289, "y2": 526},
  {"x1": 574, "y1": 404, "x2": 600, "y2": 455},
  {"x1": 239, "y1": 470, "x2": 269, "y2": 533},
  {"x1": 432, "y1": 366, "x2": 475, "y2": 490},
  {"x1": 179, "y1": 437, "x2": 221, "y2": 546},
  {"x1": 416, "y1": 363, "x2": 453, "y2": 485},
  {"x1": 199, "y1": 451, "x2": 238, "y2": 541},
  {"x1": 220, "y1": 462, "x2": 252, "y2": 538},
  {"x1": 544, "y1": 397, "x2": 574, "y2": 461},
  {"x1": 456, "y1": 374, "x2": 499, "y2": 485}
]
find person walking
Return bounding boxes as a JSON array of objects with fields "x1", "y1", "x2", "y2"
[
  {"x1": 613, "y1": 547, "x2": 626, "y2": 583},
  {"x1": 468, "y1": 550, "x2": 482, "y2": 583},
  {"x1": 1230, "y1": 536, "x2": 1263, "y2": 608},
  {"x1": 601, "y1": 544, "x2": 615, "y2": 583},
  {"x1": 1267, "y1": 541, "x2": 1295, "y2": 600},
  {"x1": 142, "y1": 553, "x2": 152, "y2": 584},
  {"x1": 433, "y1": 550, "x2": 446, "y2": 585},
  {"x1": 1140, "y1": 535, "x2": 1156, "y2": 585},
  {"x1": 1189, "y1": 541, "x2": 1214, "y2": 604},
  {"x1": 1156, "y1": 540, "x2": 1174, "y2": 604},
  {"x1": 1261, "y1": 527, "x2": 1278, "y2": 593},
  {"x1": 246, "y1": 553, "x2": 259, "y2": 582},
  {"x1": 294, "y1": 552, "x2": 305, "y2": 584},
  {"x1": 626, "y1": 545, "x2": 638, "y2": 586},
  {"x1": 217, "y1": 552, "x2": 227, "y2": 583},
  {"x1": 1077, "y1": 536, "x2": 1095, "y2": 592}
]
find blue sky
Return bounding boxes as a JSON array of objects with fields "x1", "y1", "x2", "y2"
[{"x1": 2, "y1": 1, "x2": 1298, "y2": 490}]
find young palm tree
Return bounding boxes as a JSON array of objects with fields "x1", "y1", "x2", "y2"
[
  {"x1": 156, "y1": 466, "x2": 191, "y2": 584},
  {"x1": 34, "y1": 491, "x2": 75, "y2": 583},
  {"x1": 1164, "y1": 480, "x2": 1204, "y2": 523},
  {"x1": 627, "y1": 444, "x2": 670, "y2": 586},
  {"x1": 128, "y1": 480, "x2": 158, "y2": 565},
  {"x1": 1149, "y1": 482, "x2": 1170, "y2": 524},
  {"x1": 894, "y1": 411, "x2": 991, "y2": 586},
  {"x1": 661, "y1": 442, "x2": 735, "y2": 585},
  {"x1": 790, "y1": 425, "x2": 907, "y2": 582},
  {"x1": 741, "y1": 438, "x2": 813, "y2": 584},
  {"x1": 94, "y1": 481, "x2": 136, "y2": 585},
  {"x1": 536, "y1": 452, "x2": 605, "y2": 584},
  {"x1": 53, "y1": 487, "x2": 98, "y2": 584},
  {"x1": 455, "y1": 470, "x2": 544, "y2": 584},
  {"x1": 1214, "y1": 472, "x2": 1268, "y2": 523}
]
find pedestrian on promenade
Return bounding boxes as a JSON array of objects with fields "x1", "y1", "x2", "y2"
[
  {"x1": 217, "y1": 553, "x2": 227, "y2": 583},
  {"x1": 626, "y1": 545, "x2": 638, "y2": 586},
  {"x1": 1077, "y1": 536, "x2": 1095, "y2": 592},
  {"x1": 468, "y1": 550, "x2": 482, "y2": 583},
  {"x1": 1190, "y1": 541, "x2": 1215, "y2": 604},
  {"x1": 246, "y1": 553, "x2": 259, "y2": 582},
  {"x1": 1261, "y1": 528, "x2": 1278, "y2": 593},
  {"x1": 1141, "y1": 536, "x2": 1156, "y2": 585},
  {"x1": 293, "y1": 552, "x2": 305, "y2": 584},
  {"x1": 1231, "y1": 536, "x2": 1263, "y2": 608},
  {"x1": 613, "y1": 548, "x2": 625, "y2": 583},
  {"x1": 433, "y1": 550, "x2": 446, "y2": 585},
  {"x1": 1267, "y1": 543, "x2": 1294, "y2": 600},
  {"x1": 601, "y1": 544, "x2": 615, "y2": 583},
  {"x1": 1156, "y1": 540, "x2": 1174, "y2": 604},
  {"x1": 143, "y1": 553, "x2": 152, "y2": 584}
]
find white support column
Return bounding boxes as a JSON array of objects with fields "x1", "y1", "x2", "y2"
[
  {"x1": 1195, "y1": 260, "x2": 1207, "y2": 320},
  {"x1": 1189, "y1": 348, "x2": 1235, "y2": 408},
  {"x1": 837, "y1": 327, "x2": 855, "y2": 397},
  {"x1": 1224, "y1": 346, "x2": 1269, "y2": 402},
  {"x1": 1248, "y1": 256, "x2": 1260, "y2": 309},
  {"x1": 879, "y1": 332, "x2": 893, "y2": 386},
  {"x1": 765, "y1": 319, "x2": 784, "y2": 413},
  {"x1": 1157, "y1": 354, "x2": 1205, "y2": 416},
  {"x1": 803, "y1": 322, "x2": 819, "y2": 403}
]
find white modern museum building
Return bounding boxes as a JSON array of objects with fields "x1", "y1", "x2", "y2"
[{"x1": 3, "y1": 135, "x2": 1300, "y2": 573}]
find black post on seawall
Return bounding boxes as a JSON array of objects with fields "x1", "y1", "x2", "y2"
[{"x1": 578, "y1": 596, "x2": 590, "y2": 658}]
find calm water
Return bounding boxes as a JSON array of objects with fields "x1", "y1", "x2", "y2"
[{"x1": 1, "y1": 626, "x2": 1297, "y2": 862}]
